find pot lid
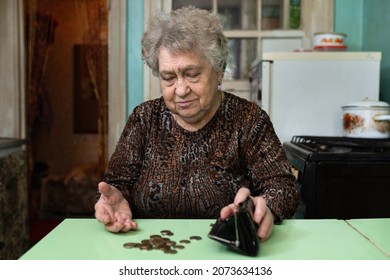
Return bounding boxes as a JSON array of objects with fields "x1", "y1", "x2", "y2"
[
  {"x1": 314, "y1": 32, "x2": 347, "y2": 37},
  {"x1": 342, "y1": 99, "x2": 390, "y2": 109}
]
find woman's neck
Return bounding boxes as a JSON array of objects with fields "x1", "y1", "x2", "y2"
[{"x1": 172, "y1": 91, "x2": 224, "y2": 132}]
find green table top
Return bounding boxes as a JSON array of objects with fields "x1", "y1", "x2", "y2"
[
  {"x1": 346, "y1": 218, "x2": 390, "y2": 258},
  {"x1": 20, "y1": 218, "x2": 390, "y2": 260}
]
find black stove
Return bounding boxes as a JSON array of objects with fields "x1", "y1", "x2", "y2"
[{"x1": 283, "y1": 136, "x2": 390, "y2": 219}]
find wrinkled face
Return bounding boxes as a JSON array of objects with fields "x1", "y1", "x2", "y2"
[{"x1": 158, "y1": 47, "x2": 222, "y2": 131}]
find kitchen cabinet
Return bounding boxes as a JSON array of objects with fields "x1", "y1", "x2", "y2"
[{"x1": 0, "y1": 138, "x2": 29, "y2": 259}]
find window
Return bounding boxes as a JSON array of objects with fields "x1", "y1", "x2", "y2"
[
  {"x1": 143, "y1": 0, "x2": 333, "y2": 101},
  {"x1": 169, "y1": 0, "x2": 304, "y2": 100}
]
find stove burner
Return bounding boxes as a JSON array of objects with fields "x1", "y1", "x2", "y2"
[
  {"x1": 318, "y1": 145, "x2": 352, "y2": 153},
  {"x1": 329, "y1": 146, "x2": 352, "y2": 153},
  {"x1": 291, "y1": 135, "x2": 390, "y2": 153}
]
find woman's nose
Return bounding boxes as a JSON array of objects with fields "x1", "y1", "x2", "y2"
[{"x1": 175, "y1": 78, "x2": 190, "y2": 96}]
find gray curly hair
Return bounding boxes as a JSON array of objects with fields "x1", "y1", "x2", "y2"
[{"x1": 141, "y1": 6, "x2": 229, "y2": 77}]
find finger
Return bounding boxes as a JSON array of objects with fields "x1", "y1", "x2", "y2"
[
  {"x1": 95, "y1": 202, "x2": 114, "y2": 224},
  {"x1": 257, "y1": 207, "x2": 274, "y2": 241},
  {"x1": 105, "y1": 218, "x2": 137, "y2": 233},
  {"x1": 114, "y1": 211, "x2": 136, "y2": 230},
  {"x1": 233, "y1": 187, "x2": 251, "y2": 206},
  {"x1": 119, "y1": 219, "x2": 138, "y2": 232},
  {"x1": 220, "y1": 204, "x2": 236, "y2": 220},
  {"x1": 104, "y1": 213, "x2": 128, "y2": 232},
  {"x1": 95, "y1": 211, "x2": 112, "y2": 224},
  {"x1": 104, "y1": 221, "x2": 125, "y2": 233},
  {"x1": 252, "y1": 196, "x2": 268, "y2": 224},
  {"x1": 95, "y1": 207, "x2": 115, "y2": 225},
  {"x1": 114, "y1": 211, "x2": 130, "y2": 224},
  {"x1": 94, "y1": 200, "x2": 116, "y2": 224},
  {"x1": 220, "y1": 188, "x2": 251, "y2": 220},
  {"x1": 98, "y1": 181, "x2": 116, "y2": 198}
]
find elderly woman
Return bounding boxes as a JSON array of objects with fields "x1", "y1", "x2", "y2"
[{"x1": 95, "y1": 6, "x2": 298, "y2": 241}]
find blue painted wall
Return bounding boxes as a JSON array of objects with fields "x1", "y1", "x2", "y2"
[
  {"x1": 335, "y1": 0, "x2": 390, "y2": 103},
  {"x1": 126, "y1": 0, "x2": 144, "y2": 116},
  {"x1": 334, "y1": 0, "x2": 363, "y2": 51},
  {"x1": 362, "y1": 0, "x2": 390, "y2": 103}
]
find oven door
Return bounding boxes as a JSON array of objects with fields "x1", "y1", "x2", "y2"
[{"x1": 304, "y1": 161, "x2": 390, "y2": 219}]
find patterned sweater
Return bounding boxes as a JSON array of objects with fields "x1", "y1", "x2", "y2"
[{"x1": 104, "y1": 92, "x2": 299, "y2": 221}]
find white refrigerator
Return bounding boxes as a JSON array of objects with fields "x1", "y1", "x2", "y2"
[{"x1": 251, "y1": 52, "x2": 382, "y2": 144}]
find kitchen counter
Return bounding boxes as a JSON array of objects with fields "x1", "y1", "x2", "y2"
[
  {"x1": 19, "y1": 218, "x2": 390, "y2": 260},
  {"x1": 0, "y1": 137, "x2": 25, "y2": 158}
]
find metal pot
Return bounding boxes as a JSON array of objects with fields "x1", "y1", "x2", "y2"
[{"x1": 342, "y1": 99, "x2": 390, "y2": 138}]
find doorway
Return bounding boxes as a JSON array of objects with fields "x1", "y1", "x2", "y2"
[{"x1": 25, "y1": 0, "x2": 108, "y2": 242}]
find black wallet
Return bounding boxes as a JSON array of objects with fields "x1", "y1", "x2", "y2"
[{"x1": 208, "y1": 197, "x2": 260, "y2": 256}]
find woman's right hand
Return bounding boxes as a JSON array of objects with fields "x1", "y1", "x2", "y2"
[
  {"x1": 94, "y1": 182, "x2": 138, "y2": 233},
  {"x1": 220, "y1": 187, "x2": 274, "y2": 241}
]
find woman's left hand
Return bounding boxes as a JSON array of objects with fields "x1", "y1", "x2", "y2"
[{"x1": 220, "y1": 187, "x2": 274, "y2": 241}]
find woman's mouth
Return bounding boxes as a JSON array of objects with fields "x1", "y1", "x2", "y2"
[{"x1": 177, "y1": 100, "x2": 194, "y2": 108}]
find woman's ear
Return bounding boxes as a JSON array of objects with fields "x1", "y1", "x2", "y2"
[{"x1": 217, "y1": 70, "x2": 223, "y2": 83}]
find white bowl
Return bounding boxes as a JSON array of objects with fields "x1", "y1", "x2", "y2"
[{"x1": 313, "y1": 32, "x2": 346, "y2": 47}]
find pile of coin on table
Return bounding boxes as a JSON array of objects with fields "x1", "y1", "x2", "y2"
[{"x1": 123, "y1": 229, "x2": 202, "y2": 254}]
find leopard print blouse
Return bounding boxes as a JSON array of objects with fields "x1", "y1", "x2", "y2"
[{"x1": 103, "y1": 92, "x2": 299, "y2": 221}]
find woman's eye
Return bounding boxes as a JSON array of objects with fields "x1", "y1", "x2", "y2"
[
  {"x1": 186, "y1": 73, "x2": 200, "y2": 82},
  {"x1": 162, "y1": 76, "x2": 175, "y2": 85}
]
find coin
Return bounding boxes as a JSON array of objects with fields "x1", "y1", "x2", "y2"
[
  {"x1": 123, "y1": 242, "x2": 139, "y2": 249},
  {"x1": 166, "y1": 241, "x2": 176, "y2": 246},
  {"x1": 161, "y1": 230, "x2": 174, "y2": 236},
  {"x1": 151, "y1": 238, "x2": 166, "y2": 247},
  {"x1": 190, "y1": 235, "x2": 202, "y2": 240},
  {"x1": 164, "y1": 249, "x2": 178, "y2": 254},
  {"x1": 123, "y1": 229, "x2": 200, "y2": 254},
  {"x1": 139, "y1": 244, "x2": 153, "y2": 250},
  {"x1": 158, "y1": 244, "x2": 171, "y2": 251}
]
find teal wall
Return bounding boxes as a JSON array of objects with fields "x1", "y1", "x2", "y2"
[
  {"x1": 335, "y1": 0, "x2": 390, "y2": 103},
  {"x1": 363, "y1": 0, "x2": 390, "y2": 103},
  {"x1": 126, "y1": 0, "x2": 144, "y2": 116},
  {"x1": 334, "y1": 0, "x2": 364, "y2": 51}
]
